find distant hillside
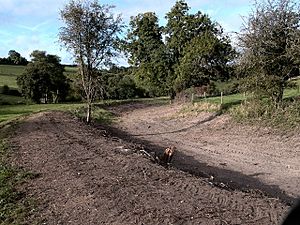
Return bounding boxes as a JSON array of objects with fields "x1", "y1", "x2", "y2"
[
  {"x1": 0, "y1": 65, "x2": 25, "y2": 88},
  {"x1": 0, "y1": 65, "x2": 78, "y2": 89}
]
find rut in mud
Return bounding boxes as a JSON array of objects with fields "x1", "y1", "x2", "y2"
[
  {"x1": 11, "y1": 111, "x2": 292, "y2": 224},
  {"x1": 107, "y1": 102, "x2": 300, "y2": 203}
]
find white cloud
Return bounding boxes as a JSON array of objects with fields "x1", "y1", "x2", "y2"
[{"x1": 0, "y1": 0, "x2": 252, "y2": 64}]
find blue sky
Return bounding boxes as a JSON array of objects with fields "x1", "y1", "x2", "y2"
[{"x1": 0, "y1": 0, "x2": 251, "y2": 65}]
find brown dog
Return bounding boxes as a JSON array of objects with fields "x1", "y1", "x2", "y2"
[{"x1": 161, "y1": 146, "x2": 176, "y2": 164}]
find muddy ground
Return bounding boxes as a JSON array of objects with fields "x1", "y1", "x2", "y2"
[
  {"x1": 107, "y1": 102, "x2": 300, "y2": 203},
  {"x1": 9, "y1": 107, "x2": 297, "y2": 224}
]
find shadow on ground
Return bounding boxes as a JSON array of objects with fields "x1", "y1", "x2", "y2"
[{"x1": 96, "y1": 122, "x2": 297, "y2": 206}]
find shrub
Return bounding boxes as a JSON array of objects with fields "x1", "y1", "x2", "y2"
[
  {"x1": 0, "y1": 85, "x2": 9, "y2": 94},
  {"x1": 230, "y1": 98, "x2": 300, "y2": 129}
]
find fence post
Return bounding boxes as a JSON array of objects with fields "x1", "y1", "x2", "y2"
[
  {"x1": 221, "y1": 92, "x2": 223, "y2": 104},
  {"x1": 191, "y1": 93, "x2": 194, "y2": 104}
]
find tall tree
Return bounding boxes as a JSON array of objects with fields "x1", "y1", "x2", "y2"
[
  {"x1": 238, "y1": 0, "x2": 300, "y2": 104},
  {"x1": 164, "y1": 1, "x2": 218, "y2": 65},
  {"x1": 125, "y1": 12, "x2": 172, "y2": 96},
  {"x1": 8, "y1": 50, "x2": 21, "y2": 64},
  {"x1": 6, "y1": 50, "x2": 28, "y2": 65},
  {"x1": 165, "y1": 0, "x2": 234, "y2": 94},
  {"x1": 59, "y1": 0, "x2": 123, "y2": 123},
  {"x1": 174, "y1": 32, "x2": 235, "y2": 92},
  {"x1": 17, "y1": 50, "x2": 68, "y2": 103}
]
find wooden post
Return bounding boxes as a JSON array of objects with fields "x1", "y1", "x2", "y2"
[
  {"x1": 221, "y1": 92, "x2": 223, "y2": 104},
  {"x1": 191, "y1": 93, "x2": 194, "y2": 104},
  {"x1": 204, "y1": 92, "x2": 207, "y2": 102}
]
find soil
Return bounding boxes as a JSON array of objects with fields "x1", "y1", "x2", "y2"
[
  {"x1": 9, "y1": 107, "x2": 297, "y2": 225},
  {"x1": 107, "y1": 102, "x2": 300, "y2": 204}
]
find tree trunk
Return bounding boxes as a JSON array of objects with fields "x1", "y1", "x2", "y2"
[{"x1": 86, "y1": 102, "x2": 92, "y2": 124}]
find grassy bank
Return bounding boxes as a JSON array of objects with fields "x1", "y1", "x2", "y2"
[
  {"x1": 0, "y1": 103, "x2": 84, "y2": 126},
  {"x1": 0, "y1": 123, "x2": 37, "y2": 225},
  {"x1": 0, "y1": 65, "x2": 25, "y2": 89}
]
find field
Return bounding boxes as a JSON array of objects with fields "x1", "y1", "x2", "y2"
[
  {"x1": 0, "y1": 65, "x2": 78, "y2": 106},
  {"x1": 0, "y1": 103, "x2": 83, "y2": 126},
  {"x1": 0, "y1": 65, "x2": 77, "y2": 88},
  {"x1": 1, "y1": 65, "x2": 299, "y2": 224},
  {"x1": 2, "y1": 101, "x2": 300, "y2": 224},
  {"x1": 9, "y1": 110, "x2": 291, "y2": 224},
  {"x1": 0, "y1": 65, "x2": 25, "y2": 88}
]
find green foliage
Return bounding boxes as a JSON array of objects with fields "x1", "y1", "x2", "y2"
[
  {"x1": 100, "y1": 66, "x2": 145, "y2": 100},
  {"x1": 239, "y1": 73, "x2": 285, "y2": 104},
  {"x1": 238, "y1": 0, "x2": 300, "y2": 104},
  {"x1": 0, "y1": 85, "x2": 20, "y2": 97},
  {"x1": 124, "y1": 1, "x2": 235, "y2": 97},
  {"x1": 72, "y1": 105, "x2": 115, "y2": 124},
  {"x1": 59, "y1": 0, "x2": 123, "y2": 123},
  {"x1": 0, "y1": 50, "x2": 28, "y2": 66},
  {"x1": 0, "y1": 65, "x2": 26, "y2": 89},
  {"x1": 0, "y1": 103, "x2": 83, "y2": 125},
  {"x1": 0, "y1": 85, "x2": 9, "y2": 95},
  {"x1": 174, "y1": 32, "x2": 235, "y2": 92},
  {"x1": 213, "y1": 79, "x2": 240, "y2": 95},
  {"x1": 124, "y1": 12, "x2": 172, "y2": 96},
  {"x1": 0, "y1": 130, "x2": 35, "y2": 225},
  {"x1": 230, "y1": 98, "x2": 300, "y2": 129},
  {"x1": 0, "y1": 94, "x2": 25, "y2": 106},
  {"x1": 17, "y1": 50, "x2": 69, "y2": 104},
  {"x1": 164, "y1": 1, "x2": 219, "y2": 65}
]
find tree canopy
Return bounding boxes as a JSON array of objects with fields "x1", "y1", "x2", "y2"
[
  {"x1": 124, "y1": 12, "x2": 172, "y2": 96},
  {"x1": 123, "y1": 1, "x2": 236, "y2": 98},
  {"x1": 0, "y1": 50, "x2": 28, "y2": 65},
  {"x1": 17, "y1": 50, "x2": 69, "y2": 103},
  {"x1": 238, "y1": 0, "x2": 300, "y2": 103}
]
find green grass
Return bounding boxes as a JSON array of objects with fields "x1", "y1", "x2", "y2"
[
  {"x1": 0, "y1": 94, "x2": 26, "y2": 105},
  {"x1": 0, "y1": 75, "x2": 18, "y2": 89},
  {"x1": 0, "y1": 65, "x2": 78, "y2": 90},
  {"x1": 0, "y1": 123, "x2": 37, "y2": 225},
  {"x1": 0, "y1": 103, "x2": 84, "y2": 126},
  {"x1": 0, "y1": 65, "x2": 25, "y2": 76},
  {"x1": 64, "y1": 66, "x2": 78, "y2": 79},
  {"x1": 196, "y1": 81, "x2": 300, "y2": 109},
  {"x1": 0, "y1": 65, "x2": 25, "y2": 89}
]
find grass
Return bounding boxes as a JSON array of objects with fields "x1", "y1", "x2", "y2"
[
  {"x1": 0, "y1": 65, "x2": 78, "y2": 90},
  {"x1": 0, "y1": 94, "x2": 26, "y2": 105},
  {"x1": 0, "y1": 123, "x2": 38, "y2": 225},
  {"x1": 0, "y1": 103, "x2": 84, "y2": 126},
  {"x1": 0, "y1": 65, "x2": 25, "y2": 89},
  {"x1": 64, "y1": 66, "x2": 78, "y2": 79}
]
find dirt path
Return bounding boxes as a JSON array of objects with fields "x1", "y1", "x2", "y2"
[
  {"x1": 108, "y1": 102, "x2": 300, "y2": 205},
  {"x1": 11, "y1": 111, "x2": 291, "y2": 224}
]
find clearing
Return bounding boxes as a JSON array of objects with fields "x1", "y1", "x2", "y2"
[{"x1": 9, "y1": 103, "x2": 298, "y2": 224}]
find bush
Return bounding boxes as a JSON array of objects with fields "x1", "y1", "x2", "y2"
[
  {"x1": 230, "y1": 98, "x2": 300, "y2": 129},
  {"x1": 0, "y1": 85, "x2": 9, "y2": 94},
  {"x1": 104, "y1": 74, "x2": 146, "y2": 100}
]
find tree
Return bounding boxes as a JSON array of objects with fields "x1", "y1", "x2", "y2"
[
  {"x1": 8, "y1": 50, "x2": 21, "y2": 64},
  {"x1": 0, "y1": 50, "x2": 28, "y2": 65},
  {"x1": 164, "y1": 1, "x2": 218, "y2": 65},
  {"x1": 17, "y1": 50, "x2": 69, "y2": 103},
  {"x1": 124, "y1": 12, "x2": 172, "y2": 96},
  {"x1": 165, "y1": 0, "x2": 235, "y2": 94},
  {"x1": 59, "y1": 0, "x2": 123, "y2": 123},
  {"x1": 174, "y1": 32, "x2": 235, "y2": 92},
  {"x1": 238, "y1": 0, "x2": 300, "y2": 104}
]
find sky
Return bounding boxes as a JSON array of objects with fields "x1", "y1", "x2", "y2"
[{"x1": 0, "y1": 0, "x2": 252, "y2": 65}]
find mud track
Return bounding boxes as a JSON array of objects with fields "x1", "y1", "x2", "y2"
[
  {"x1": 10, "y1": 111, "x2": 293, "y2": 224},
  {"x1": 107, "y1": 102, "x2": 300, "y2": 205}
]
